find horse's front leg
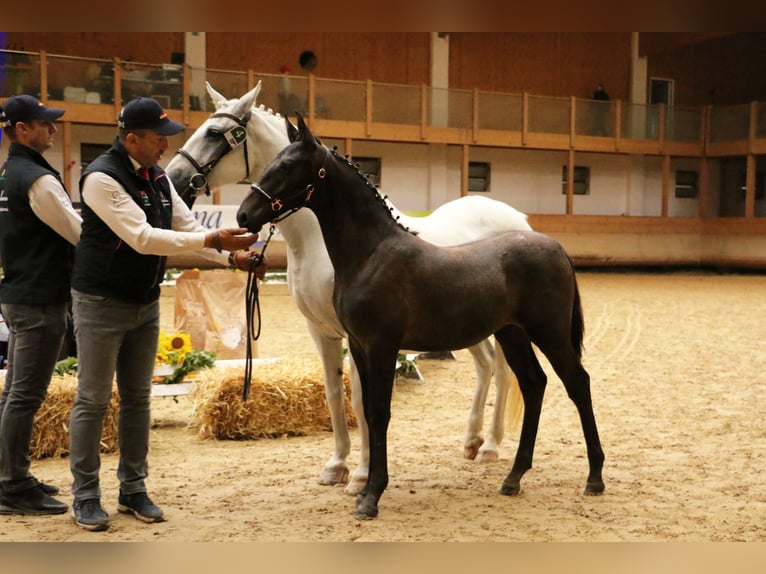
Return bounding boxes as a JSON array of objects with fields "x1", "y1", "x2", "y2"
[
  {"x1": 348, "y1": 339, "x2": 397, "y2": 520},
  {"x1": 345, "y1": 352, "x2": 369, "y2": 495},
  {"x1": 306, "y1": 325, "x2": 352, "y2": 487}
]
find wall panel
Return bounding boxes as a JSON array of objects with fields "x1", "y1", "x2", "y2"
[{"x1": 448, "y1": 33, "x2": 631, "y2": 101}]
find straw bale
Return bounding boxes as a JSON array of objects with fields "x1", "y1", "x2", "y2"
[
  {"x1": 29, "y1": 375, "x2": 120, "y2": 459},
  {"x1": 190, "y1": 359, "x2": 355, "y2": 440}
]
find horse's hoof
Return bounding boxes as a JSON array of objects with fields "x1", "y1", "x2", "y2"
[
  {"x1": 500, "y1": 481, "x2": 521, "y2": 496},
  {"x1": 584, "y1": 481, "x2": 605, "y2": 496},
  {"x1": 353, "y1": 499, "x2": 379, "y2": 520},
  {"x1": 318, "y1": 466, "x2": 349, "y2": 486},
  {"x1": 344, "y1": 476, "x2": 367, "y2": 496},
  {"x1": 463, "y1": 438, "x2": 484, "y2": 460},
  {"x1": 475, "y1": 449, "x2": 499, "y2": 463}
]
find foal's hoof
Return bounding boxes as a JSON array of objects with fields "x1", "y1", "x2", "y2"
[
  {"x1": 500, "y1": 481, "x2": 521, "y2": 496},
  {"x1": 353, "y1": 497, "x2": 379, "y2": 520},
  {"x1": 584, "y1": 480, "x2": 605, "y2": 496}
]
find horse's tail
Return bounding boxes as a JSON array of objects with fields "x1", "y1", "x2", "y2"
[{"x1": 570, "y1": 266, "x2": 585, "y2": 361}]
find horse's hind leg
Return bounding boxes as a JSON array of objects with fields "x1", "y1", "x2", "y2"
[
  {"x1": 493, "y1": 326, "x2": 548, "y2": 496},
  {"x1": 463, "y1": 339, "x2": 495, "y2": 461},
  {"x1": 533, "y1": 336, "x2": 605, "y2": 496}
]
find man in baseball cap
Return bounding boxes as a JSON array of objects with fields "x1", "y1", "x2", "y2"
[
  {"x1": 0, "y1": 95, "x2": 65, "y2": 128},
  {"x1": 0, "y1": 93, "x2": 77, "y2": 517},
  {"x1": 117, "y1": 97, "x2": 185, "y2": 135},
  {"x1": 68, "y1": 95, "x2": 256, "y2": 532}
]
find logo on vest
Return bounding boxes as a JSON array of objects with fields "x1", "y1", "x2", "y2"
[{"x1": 139, "y1": 190, "x2": 151, "y2": 206}]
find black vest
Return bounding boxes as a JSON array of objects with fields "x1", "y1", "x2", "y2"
[
  {"x1": 71, "y1": 136, "x2": 173, "y2": 304},
  {"x1": 0, "y1": 143, "x2": 73, "y2": 305}
]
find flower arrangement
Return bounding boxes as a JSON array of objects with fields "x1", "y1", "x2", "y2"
[{"x1": 155, "y1": 331, "x2": 216, "y2": 384}]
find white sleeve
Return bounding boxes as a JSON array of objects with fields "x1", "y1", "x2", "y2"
[
  {"x1": 81, "y1": 171, "x2": 207, "y2": 255},
  {"x1": 28, "y1": 174, "x2": 82, "y2": 246}
]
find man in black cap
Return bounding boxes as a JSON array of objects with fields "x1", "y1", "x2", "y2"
[
  {"x1": 0, "y1": 95, "x2": 80, "y2": 516},
  {"x1": 68, "y1": 97, "x2": 260, "y2": 531}
]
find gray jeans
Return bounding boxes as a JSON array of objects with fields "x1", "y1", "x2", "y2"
[
  {"x1": 0, "y1": 302, "x2": 67, "y2": 492},
  {"x1": 69, "y1": 290, "x2": 159, "y2": 502}
]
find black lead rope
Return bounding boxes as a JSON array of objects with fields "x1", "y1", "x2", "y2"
[{"x1": 243, "y1": 224, "x2": 276, "y2": 401}]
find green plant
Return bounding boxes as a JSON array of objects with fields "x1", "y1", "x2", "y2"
[
  {"x1": 53, "y1": 356, "x2": 78, "y2": 376},
  {"x1": 161, "y1": 350, "x2": 216, "y2": 385},
  {"x1": 395, "y1": 353, "x2": 419, "y2": 379}
]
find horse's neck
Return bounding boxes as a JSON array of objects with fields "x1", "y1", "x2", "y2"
[
  {"x1": 249, "y1": 107, "x2": 290, "y2": 178},
  {"x1": 277, "y1": 209, "x2": 327, "y2": 257},
  {"x1": 311, "y1": 161, "x2": 407, "y2": 275}
]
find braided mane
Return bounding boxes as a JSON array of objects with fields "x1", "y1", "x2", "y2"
[{"x1": 328, "y1": 146, "x2": 414, "y2": 234}]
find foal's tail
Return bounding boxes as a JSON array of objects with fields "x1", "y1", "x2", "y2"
[{"x1": 570, "y1": 262, "x2": 585, "y2": 361}]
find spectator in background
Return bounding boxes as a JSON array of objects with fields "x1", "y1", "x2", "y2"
[
  {"x1": 0, "y1": 95, "x2": 81, "y2": 516},
  {"x1": 592, "y1": 83, "x2": 610, "y2": 136}
]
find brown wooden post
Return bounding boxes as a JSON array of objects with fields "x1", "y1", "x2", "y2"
[
  {"x1": 365, "y1": 79, "x2": 372, "y2": 137},
  {"x1": 698, "y1": 156, "x2": 709, "y2": 217},
  {"x1": 566, "y1": 148, "x2": 574, "y2": 215},
  {"x1": 113, "y1": 57, "x2": 123, "y2": 113},
  {"x1": 39, "y1": 50, "x2": 48, "y2": 103},
  {"x1": 461, "y1": 144, "x2": 469, "y2": 197},
  {"x1": 473, "y1": 88, "x2": 479, "y2": 143},
  {"x1": 661, "y1": 154, "x2": 670, "y2": 217},
  {"x1": 569, "y1": 95, "x2": 576, "y2": 148},
  {"x1": 61, "y1": 121, "x2": 73, "y2": 193},
  {"x1": 522, "y1": 92, "x2": 529, "y2": 146},
  {"x1": 420, "y1": 83, "x2": 427, "y2": 140},
  {"x1": 745, "y1": 153, "x2": 756, "y2": 218}
]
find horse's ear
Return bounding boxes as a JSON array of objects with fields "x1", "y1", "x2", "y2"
[
  {"x1": 206, "y1": 82, "x2": 227, "y2": 109},
  {"x1": 242, "y1": 81, "x2": 262, "y2": 110},
  {"x1": 295, "y1": 112, "x2": 314, "y2": 144},
  {"x1": 285, "y1": 116, "x2": 299, "y2": 143}
]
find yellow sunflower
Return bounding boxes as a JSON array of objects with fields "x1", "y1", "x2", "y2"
[{"x1": 156, "y1": 331, "x2": 193, "y2": 365}]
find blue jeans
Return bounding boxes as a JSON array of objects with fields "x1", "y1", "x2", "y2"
[
  {"x1": 69, "y1": 290, "x2": 159, "y2": 502},
  {"x1": 0, "y1": 302, "x2": 67, "y2": 493}
]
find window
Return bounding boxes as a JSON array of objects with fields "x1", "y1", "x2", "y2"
[
  {"x1": 352, "y1": 156, "x2": 381, "y2": 186},
  {"x1": 737, "y1": 170, "x2": 765, "y2": 200},
  {"x1": 468, "y1": 161, "x2": 491, "y2": 192},
  {"x1": 562, "y1": 165, "x2": 590, "y2": 195},
  {"x1": 675, "y1": 170, "x2": 698, "y2": 198},
  {"x1": 80, "y1": 143, "x2": 110, "y2": 170}
]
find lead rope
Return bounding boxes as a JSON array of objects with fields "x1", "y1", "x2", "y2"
[{"x1": 243, "y1": 223, "x2": 276, "y2": 401}]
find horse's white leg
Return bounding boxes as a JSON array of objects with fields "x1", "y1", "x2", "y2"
[
  {"x1": 307, "y1": 324, "x2": 352, "y2": 486},
  {"x1": 477, "y1": 341, "x2": 523, "y2": 463},
  {"x1": 463, "y1": 339, "x2": 495, "y2": 460},
  {"x1": 345, "y1": 353, "x2": 369, "y2": 496}
]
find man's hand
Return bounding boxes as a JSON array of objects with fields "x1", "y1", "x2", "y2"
[
  {"x1": 206, "y1": 228, "x2": 256, "y2": 253},
  {"x1": 229, "y1": 249, "x2": 268, "y2": 279}
]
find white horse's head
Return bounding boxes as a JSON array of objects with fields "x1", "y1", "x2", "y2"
[{"x1": 167, "y1": 81, "x2": 290, "y2": 207}]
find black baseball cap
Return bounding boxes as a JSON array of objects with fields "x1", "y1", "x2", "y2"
[
  {"x1": 0, "y1": 95, "x2": 65, "y2": 127},
  {"x1": 117, "y1": 97, "x2": 185, "y2": 136}
]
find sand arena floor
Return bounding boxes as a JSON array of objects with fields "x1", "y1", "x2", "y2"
[{"x1": 1, "y1": 270, "x2": 765, "y2": 543}]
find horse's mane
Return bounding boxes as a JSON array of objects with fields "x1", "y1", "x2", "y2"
[{"x1": 328, "y1": 146, "x2": 415, "y2": 235}]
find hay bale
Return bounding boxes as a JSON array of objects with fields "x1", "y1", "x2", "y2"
[
  {"x1": 30, "y1": 375, "x2": 120, "y2": 459},
  {"x1": 190, "y1": 358, "x2": 355, "y2": 440}
]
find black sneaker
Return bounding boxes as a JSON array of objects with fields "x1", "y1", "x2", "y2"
[
  {"x1": 0, "y1": 484, "x2": 68, "y2": 515},
  {"x1": 117, "y1": 490, "x2": 165, "y2": 523},
  {"x1": 72, "y1": 498, "x2": 109, "y2": 531},
  {"x1": 39, "y1": 482, "x2": 60, "y2": 496}
]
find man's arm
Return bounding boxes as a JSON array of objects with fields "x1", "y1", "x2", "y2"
[{"x1": 28, "y1": 174, "x2": 82, "y2": 246}]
